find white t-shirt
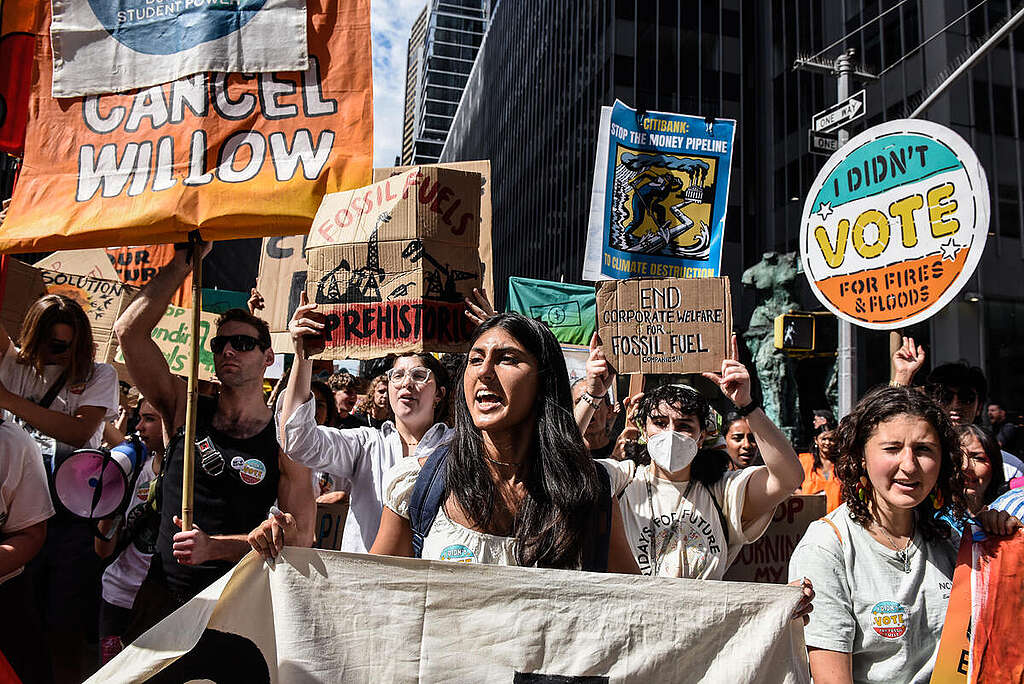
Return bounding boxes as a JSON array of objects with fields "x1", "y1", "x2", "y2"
[
  {"x1": 788, "y1": 503, "x2": 958, "y2": 684},
  {"x1": 101, "y1": 456, "x2": 158, "y2": 609},
  {"x1": 0, "y1": 420, "x2": 56, "y2": 584},
  {"x1": 0, "y1": 344, "x2": 119, "y2": 453},
  {"x1": 383, "y1": 456, "x2": 517, "y2": 565},
  {"x1": 600, "y1": 459, "x2": 773, "y2": 579},
  {"x1": 277, "y1": 394, "x2": 451, "y2": 553}
]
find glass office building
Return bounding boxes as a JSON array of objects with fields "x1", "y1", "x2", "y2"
[
  {"x1": 441, "y1": 0, "x2": 1024, "y2": 410},
  {"x1": 407, "y1": 0, "x2": 492, "y2": 164}
]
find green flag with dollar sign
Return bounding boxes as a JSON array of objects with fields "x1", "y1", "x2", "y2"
[{"x1": 507, "y1": 276, "x2": 596, "y2": 346}]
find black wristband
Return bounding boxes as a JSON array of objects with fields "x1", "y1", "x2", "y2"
[{"x1": 734, "y1": 399, "x2": 761, "y2": 417}]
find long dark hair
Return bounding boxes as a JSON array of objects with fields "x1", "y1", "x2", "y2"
[
  {"x1": 835, "y1": 386, "x2": 966, "y2": 542},
  {"x1": 635, "y1": 384, "x2": 730, "y2": 486},
  {"x1": 310, "y1": 380, "x2": 340, "y2": 427},
  {"x1": 957, "y1": 424, "x2": 1007, "y2": 506},
  {"x1": 811, "y1": 422, "x2": 838, "y2": 471},
  {"x1": 446, "y1": 313, "x2": 601, "y2": 569},
  {"x1": 18, "y1": 294, "x2": 95, "y2": 384}
]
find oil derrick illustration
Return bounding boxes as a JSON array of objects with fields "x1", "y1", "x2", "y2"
[
  {"x1": 316, "y1": 212, "x2": 392, "y2": 304},
  {"x1": 401, "y1": 239, "x2": 475, "y2": 302}
]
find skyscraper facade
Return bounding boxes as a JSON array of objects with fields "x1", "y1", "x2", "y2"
[
  {"x1": 401, "y1": 7, "x2": 429, "y2": 166},
  {"x1": 441, "y1": 0, "x2": 1024, "y2": 409},
  {"x1": 405, "y1": 0, "x2": 491, "y2": 165}
]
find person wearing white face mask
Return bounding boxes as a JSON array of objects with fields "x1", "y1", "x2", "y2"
[{"x1": 586, "y1": 336, "x2": 806, "y2": 580}]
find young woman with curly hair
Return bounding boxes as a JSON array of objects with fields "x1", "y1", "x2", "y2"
[
  {"x1": 788, "y1": 385, "x2": 968, "y2": 683},
  {"x1": 354, "y1": 374, "x2": 394, "y2": 428}
]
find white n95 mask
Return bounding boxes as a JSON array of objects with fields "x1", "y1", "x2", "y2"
[{"x1": 647, "y1": 430, "x2": 698, "y2": 473}]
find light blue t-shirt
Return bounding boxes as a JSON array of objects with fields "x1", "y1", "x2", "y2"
[{"x1": 789, "y1": 504, "x2": 958, "y2": 684}]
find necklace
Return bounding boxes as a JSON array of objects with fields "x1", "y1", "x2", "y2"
[
  {"x1": 483, "y1": 454, "x2": 523, "y2": 468},
  {"x1": 644, "y1": 469, "x2": 695, "y2": 576},
  {"x1": 876, "y1": 517, "x2": 915, "y2": 573}
]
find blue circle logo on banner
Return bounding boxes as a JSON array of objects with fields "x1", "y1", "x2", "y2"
[{"x1": 88, "y1": 1, "x2": 267, "y2": 55}]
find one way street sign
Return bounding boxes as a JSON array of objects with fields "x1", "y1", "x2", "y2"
[{"x1": 813, "y1": 89, "x2": 866, "y2": 133}]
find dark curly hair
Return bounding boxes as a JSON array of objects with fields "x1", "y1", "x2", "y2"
[
  {"x1": 834, "y1": 386, "x2": 966, "y2": 541},
  {"x1": 635, "y1": 384, "x2": 729, "y2": 486}
]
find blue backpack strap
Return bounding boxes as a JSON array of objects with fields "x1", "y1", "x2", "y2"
[
  {"x1": 584, "y1": 462, "x2": 612, "y2": 572},
  {"x1": 409, "y1": 445, "x2": 449, "y2": 558}
]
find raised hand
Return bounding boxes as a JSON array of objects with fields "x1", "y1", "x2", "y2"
[
  {"x1": 248, "y1": 288, "x2": 265, "y2": 314},
  {"x1": 289, "y1": 291, "x2": 326, "y2": 358},
  {"x1": 701, "y1": 334, "x2": 752, "y2": 407},
  {"x1": 892, "y1": 336, "x2": 925, "y2": 386},
  {"x1": 585, "y1": 333, "x2": 615, "y2": 398},
  {"x1": 611, "y1": 392, "x2": 644, "y2": 461},
  {"x1": 464, "y1": 287, "x2": 497, "y2": 327},
  {"x1": 247, "y1": 506, "x2": 298, "y2": 560}
]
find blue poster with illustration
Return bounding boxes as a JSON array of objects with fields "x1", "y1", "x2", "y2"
[
  {"x1": 583, "y1": 100, "x2": 736, "y2": 281},
  {"x1": 50, "y1": 0, "x2": 308, "y2": 98}
]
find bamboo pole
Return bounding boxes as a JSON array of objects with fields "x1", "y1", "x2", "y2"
[{"x1": 181, "y1": 238, "x2": 204, "y2": 531}]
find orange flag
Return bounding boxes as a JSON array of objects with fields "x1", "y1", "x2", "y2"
[
  {"x1": 0, "y1": 0, "x2": 41, "y2": 155},
  {"x1": 0, "y1": 0, "x2": 372, "y2": 253}
]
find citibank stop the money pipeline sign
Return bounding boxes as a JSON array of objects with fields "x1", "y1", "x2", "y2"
[{"x1": 800, "y1": 120, "x2": 989, "y2": 329}]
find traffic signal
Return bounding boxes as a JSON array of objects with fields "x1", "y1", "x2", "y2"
[{"x1": 773, "y1": 311, "x2": 837, "y2": 354}]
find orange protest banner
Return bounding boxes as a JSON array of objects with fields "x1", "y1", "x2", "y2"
[
  {"x1": 106, "y1": 245, "x2": 191, "y2": 307},
  {"x1": 0, "y1": 0, "x2": 372, "y2": 253},
  {"x1": 930, "y1": 533, "x2": 972, "y2": 684}
]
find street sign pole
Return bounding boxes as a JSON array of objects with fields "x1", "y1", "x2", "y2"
[{"x1": 835, "y1": 50, "x2": 856, "y2": 419}]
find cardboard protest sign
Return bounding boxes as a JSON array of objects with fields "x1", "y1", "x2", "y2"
[
  {"x1": 113, "y1": 304, "x2": 218, "y2": 382},
  {"x1": 800, "y1": 120, "x2": 989, "y2": 330},
  {"x1": 256, "y1": 234, "x2": 309, "y2": 351},
  {"x1": 507, "y1": 276, "x2": 596, "y2": 346},
  {"x1": 306, "y1": 167, "x2": 482, "y2": 360},
  {"x1": 0, "y1": 0, "x2": 372, "y2": 253},
  {"x1": 94, "y1": 549, "x2": 809, "y2": 683},
  {"x1": 49, "y1": 0, "x2": 307, "y2": 98},
  {"x1": 34, "y1": 249, "x2": 122, "y2": 281},
  {"x1": 0, "y1": 256, "x2": 47, "y2": 342},
  {"x1": 38, "y1": 268, "x2": 137, "y2": 363},
  {"x1": 724, "y1": 495, "x2": 826, "y2": 584},
  {"x1": 583, "y1": 100, "x2": 736, "y2": 281},
  {"x1": 0, "y1": 257, "x2": 135, "y2": 360},
  {"x1": 313, "y1": 501, "x2": 349, "y2": 551},
  {"x1": 374, "y1": 160, "x2": 494, "y2": 297},
  {"x1": 597, "y1": 276, "x2": 731, "y2": 374}
]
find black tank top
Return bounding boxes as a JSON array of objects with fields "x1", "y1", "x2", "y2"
[{"x1": 157, "y1": 395, "x2": 281, "y2": 598}]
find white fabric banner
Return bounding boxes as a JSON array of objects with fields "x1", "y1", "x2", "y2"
[
  {"x1": 90, "y1": 549, "x2": 810, "y2": 683},
  {"x1": 49, "y1": 0, "x2": 308, "y2": 98}
]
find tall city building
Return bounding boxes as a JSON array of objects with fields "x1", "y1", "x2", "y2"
[
  {"x1": 401, "y1": 7, "x2": 428, "y2": 166},
  {"x1": 404, "y1": 0, "x2": 491, "y2": 165},
  {"x1": 441, "y1": 0, "x2": 1024, "y2": 411}
]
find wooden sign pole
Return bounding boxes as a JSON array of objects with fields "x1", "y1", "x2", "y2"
[{"x1": 181, "y1": 237, "x2": 205, "y2": 531}]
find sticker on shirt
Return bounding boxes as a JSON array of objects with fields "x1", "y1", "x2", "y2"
[
  {"x1": 134, "y1": 478, "x2": 154, "y2": 502},
  {"x1": 239, "y1": 459, "x2": 267, "y2": 485},
  {"x1": 230, "y1": 456, "x2": 245, "y2": 471},
  {"x1": 69, "y1": 383, "x2": 87, "y2": 395},
  {"x1": 870, "y1": 601, "x2": 908, "y2": 639},
  {"x1": 438, "y1": 544, "x2": 475, "y2": 563}
]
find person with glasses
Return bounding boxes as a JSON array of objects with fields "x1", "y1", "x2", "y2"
[
  {"x1": 891, "y1": 337, "x2": 1024, "y2": 482},
  {"x1": 113, "y1": 242, "x2": 315, "y2": 637},
  {"x1": 0, "y1": 293, "x2": 119, "y2": 682},
  {"x1": 250, "y1": 293, "x2": 453, "y2": 557}
]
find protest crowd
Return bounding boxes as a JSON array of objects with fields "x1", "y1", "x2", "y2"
[
  {"x1": 0, "y1": 244, "x2": 1019, "y2": 682},
  {"x1": 2, "y1": 2, "x2": 1024, "y2": 683}
]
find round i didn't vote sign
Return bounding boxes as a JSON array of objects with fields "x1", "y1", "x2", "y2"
[{"x1": 800, "y1": 119, "x2": 989, "y2": 330}]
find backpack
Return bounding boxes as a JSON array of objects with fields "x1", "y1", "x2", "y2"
[{"x1": 408, "y1": 446, "x2": 613, "y2": 572}]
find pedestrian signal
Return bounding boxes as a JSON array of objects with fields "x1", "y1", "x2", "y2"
[{"x1": 773, "y1": 312, "x2": 837, "y2": 354}]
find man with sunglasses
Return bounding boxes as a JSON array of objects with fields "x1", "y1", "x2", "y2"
[
  {"x1": 892, "y1": 338, "x2": 1024, "y2": 482},
  {"x1": 113, "y1": 241, "x2": 316, "y2": 636}
]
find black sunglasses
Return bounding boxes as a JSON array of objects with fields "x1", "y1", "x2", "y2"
[
  {"x1": 210, "y1": 334, "x2": 264, "y2": 354},
  {"x1": 48, "y1": 339, "x2": 72, "y2": 354},
  {"x1": 930, "y1": 385, "x2": 978, "y2": 405}
]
